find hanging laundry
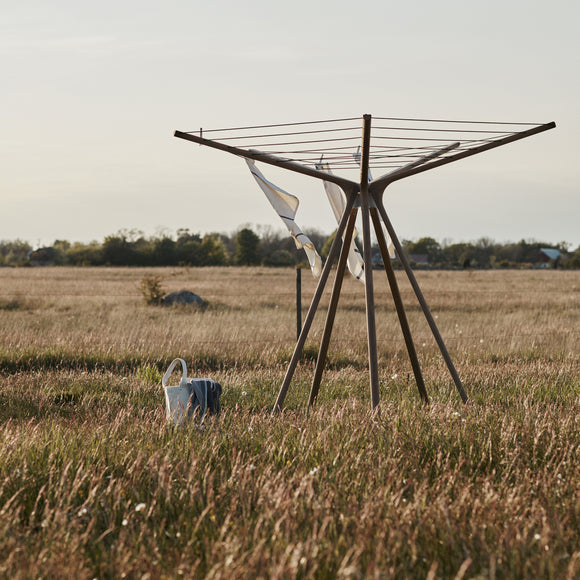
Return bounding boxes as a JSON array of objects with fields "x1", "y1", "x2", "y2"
[
  {"x1": 245, "y1": 159, "x2": 322, "y2": 277},
  {"x1": 315, "y1": 162, "x2": 365, "y2": 283}
]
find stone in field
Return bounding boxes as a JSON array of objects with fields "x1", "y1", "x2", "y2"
[{"x1": 162, "y1": 290, "x2": 207, "y2": 308}]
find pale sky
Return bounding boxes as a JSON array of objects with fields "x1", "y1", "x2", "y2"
[{"x1": 2, "y1": 0, "x2": 579, "y2": 249}]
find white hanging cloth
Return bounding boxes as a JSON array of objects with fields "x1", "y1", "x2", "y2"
[
  {"x1": 245, "y1": 159, "x2": 322, "y2": 277},
  {"x1": 353, "y1": 148, "x2": 396, "y2": 259},
  {"x1": 315, "y1": 162, "x2": 365, "y2": 283}
]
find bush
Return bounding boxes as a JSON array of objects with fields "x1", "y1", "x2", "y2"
[
  {"x1": 262, "y1": 249, "x2": 296, "y2": 267},
  {"x1": 139, "y1": 275, "x2": 165, "y2": 305}
]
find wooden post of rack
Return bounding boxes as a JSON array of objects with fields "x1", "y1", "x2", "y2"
[
  {"x1": 308, "y1": 208, "x2": 359, "y2": 408},
  {"x1": 359, "y1": 115, "x2": 381, "y2": 409},
  {"x1": 296, "y1": 267, "x2": 302, "y2": 341}
]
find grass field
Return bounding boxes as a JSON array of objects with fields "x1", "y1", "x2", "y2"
[{"x1": 0, "y1": 266, "x2": 579, "y2": 579}]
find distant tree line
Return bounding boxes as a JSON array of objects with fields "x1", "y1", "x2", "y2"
[
  {"x1": 401, "y1": 236, "x2": 577, "y2": 269},
  {"x1": 1, "y1": 228, "x2": 579, "y2": 269}
]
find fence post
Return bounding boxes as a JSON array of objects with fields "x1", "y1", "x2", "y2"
[{"x1": 296, "y1": 267, "x2": 302, "y2": 341}]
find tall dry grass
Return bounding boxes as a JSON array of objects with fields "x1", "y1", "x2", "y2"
[
  {"x1": 1, "y1": 267, "x2": 578, "y2": 369},
  {"x1": 0, "y1": 266, "x2": 579, "y2": 578}
]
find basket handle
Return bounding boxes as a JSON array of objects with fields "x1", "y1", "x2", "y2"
[{"x1": 162, "y1": 358, "x2": 188, "y2": 388}]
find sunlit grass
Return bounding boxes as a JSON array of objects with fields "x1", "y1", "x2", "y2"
[{"x1": 0, "y1": 267, "x2": 578, "y2": 578}]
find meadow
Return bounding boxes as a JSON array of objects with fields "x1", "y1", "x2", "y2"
[{"x1": 0, "y1": 266, "x2": 578, "y2": 579}]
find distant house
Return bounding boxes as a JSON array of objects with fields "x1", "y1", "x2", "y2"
[
  {"x1": 539, "y1": 248, "x2": 561, "y2": 261},
  {"x1": 535, "y1": 248, "x2": 561, "y2": 268}
]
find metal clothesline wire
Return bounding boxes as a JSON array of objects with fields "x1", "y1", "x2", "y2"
[
  {"x1": 219, "y1": 136, "x2": 505, "y2": 156},
  {"x1": 284, "y1": 142, "x2": 477, "y2": 156},
  {"x1": 187, "y1": 134, "x2": 519, "y2": 156},
  {"x1": 180, "y1": 117, "x2": 536, "y2": 174},
  {"x1": 373, "y1": 116, "x2": 541, "y2": 125},
  {"x1": 191, "y1": 125, "x2": 517, "y2": 142},
  {"x1": 185, "y1": 118, "x2": 533, "y2": 153},
  {"x1": 370, "y1": 134, "x2": 512, "y2": 143},
  {"x1": 282, "y1": 141, "x2": 497, "y2": 160},
  {"x1": 231, "y1": 139, "x2": 503, "y2": 167},
  {"x1": 372, "y1": 126, "x2": 523, "y2": 134},
  {"x1": 194, "y1": 126, "x2": 362, "y2": 140},
  {"x1": 185, "y1": 117, "x2": 361, "y2": 134},
  {"x1": 245, "y1": 139, "x2": 498, "y2": 157},
  {"x1": 192, "y1": 116, "x2": 540, "y2": 135},
  {"x1": 238, "y1": 143, "x2": 433, "y2": 155},
  {"x1": 217, "y1": 136, "x2": 500, "y2": 150},
  {"x1": 238, "y1": 136, "x2": 363, "y2": 147}
]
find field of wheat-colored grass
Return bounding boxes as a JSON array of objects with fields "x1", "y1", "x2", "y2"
[{"x1": 0, "y1": 266, "x2": 579, "y2": 578}]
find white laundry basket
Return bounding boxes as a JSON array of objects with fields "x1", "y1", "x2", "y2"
[
  {"x1": 162, "y1": 358, "x2": 192, "y2": 425},
  {"x1": 162, "y1": 358, "x2": 222, "y2": 426}
]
